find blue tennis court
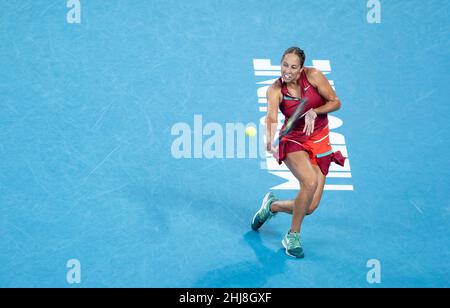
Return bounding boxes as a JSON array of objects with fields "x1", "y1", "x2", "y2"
[{"x1": 1, "y1": 0, "x2": 449, "y2": 287}]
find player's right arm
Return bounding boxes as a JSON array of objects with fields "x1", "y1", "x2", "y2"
[{"x1": 265, "y1": 82, "x2": 282, "y2": 153}]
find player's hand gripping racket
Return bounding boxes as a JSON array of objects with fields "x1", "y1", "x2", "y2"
[{"x1": 272, "y1": 97, "x2": 308, "y2": 149}]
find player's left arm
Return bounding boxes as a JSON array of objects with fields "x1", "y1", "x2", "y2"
[{"x1": 309, "y1": 68, "x2": 341, "y2": 115}]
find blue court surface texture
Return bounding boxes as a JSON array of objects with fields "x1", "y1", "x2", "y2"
[{"x1": 1, "y1": 0, "x2": 449, "y2": 288}]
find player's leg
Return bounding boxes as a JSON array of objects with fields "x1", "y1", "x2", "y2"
[
  {"x1": 271, "y1": 163, "x2": 325, "y2": 216},
  {"x1": 283, "y1": 151, "x2": 318, "y2": 233},
  {"x1": 305, "y1": 164, "x2": 326, "y2": 215},
  {"x1": 270, "y1": 199, "x2": 294, "y2": 214},
  {"x1": 280, "y1": 151, "x2": 317, "y2": 258}
]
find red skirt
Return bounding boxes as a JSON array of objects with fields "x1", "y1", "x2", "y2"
[{"x1": 274, "y1": 126, "x2": 346, "y2": 176}]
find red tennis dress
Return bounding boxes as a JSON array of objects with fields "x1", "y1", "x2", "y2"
[{"x1": 274, "y1": 71, "x2": 346, "y2": 176}]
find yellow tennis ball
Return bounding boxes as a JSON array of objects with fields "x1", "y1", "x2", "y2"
[{"x1": 245, "y1": 126, "x2": 257, "y2": 137}]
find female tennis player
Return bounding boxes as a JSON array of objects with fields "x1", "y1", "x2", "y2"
[{"x1": 251, "y1": 47, "x2": 346, "y2": 258}]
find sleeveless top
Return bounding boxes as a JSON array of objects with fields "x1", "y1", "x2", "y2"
[{"x1": 278, "y1": 70, "x2": 328, "y2": 141}]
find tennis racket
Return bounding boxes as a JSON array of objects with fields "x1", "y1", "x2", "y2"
[{"x1": 272, "y1": 97, "x2": 308, "y2": 148}]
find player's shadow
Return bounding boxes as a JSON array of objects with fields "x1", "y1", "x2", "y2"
[{"x1": 194, "y1": 231, "x2": 294, "y2": 288}]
